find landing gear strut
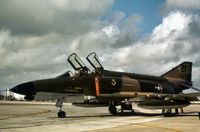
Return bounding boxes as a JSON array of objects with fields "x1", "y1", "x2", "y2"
[
  {"x1": 55, "y1": 98, "x2": 66, "y2": 118},
  {"x1": 162, "y1": 108, "x2": 184, "y2": 117}
]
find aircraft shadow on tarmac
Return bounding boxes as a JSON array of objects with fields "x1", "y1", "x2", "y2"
[
  {"x1": 116, "y1": 111, "x2": 198, "y2": 117},
  {"x1": 49, "y1": 111, "x2": 199, "y2": 119}
]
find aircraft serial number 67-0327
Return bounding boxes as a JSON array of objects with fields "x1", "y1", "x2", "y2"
[{"x1": 10, "y1": 52, "x2": 200, "y2": 118}]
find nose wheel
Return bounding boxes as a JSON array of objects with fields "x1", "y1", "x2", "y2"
[
  {"x1": 55, "y1": 98, "x2": 66, "y2": 118},
  {"x1": 58, "y1": 110, "x2": 66, "y2": 118}
]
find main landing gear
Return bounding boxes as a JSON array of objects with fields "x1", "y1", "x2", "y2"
[
  {"x1": 121, "y1": 101, "x2": 135, "y2": 113},
  {"x1": 108, "y1": 100, "x2": 134, "y2": 115},
  {"x1": 55, "y1": 98, "x2": 66, "y2": 118},
  {"x1": 162, "y1": 108, "x2": 184, "y2": 117},
  {"x1": 108, "y1": 101, "x2": 118, "y2": 115},
  {"x1": 162, "y1": 109, "x2": 172, "y2": 117}
]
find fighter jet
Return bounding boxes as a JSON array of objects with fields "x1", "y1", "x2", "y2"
[{"x1": 10, "y1": 52, "x2": 200, "y2": 118}]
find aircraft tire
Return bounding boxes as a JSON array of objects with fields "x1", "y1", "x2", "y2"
[
  {"x1": 58, "y1": 111, "x2": 66, "y2": 118},
  {"x1": 108, "y1": 102, "x2": 117, "y2": 115},
  {"x1": 175, "y1": 108, "x2": 178, "y2": 114},
  {"x1": 163, "y1": 109, "x2": 172, "y2": 117},
  {"x1": 163, "y1": 112, "x2": 171, "y2": 117}
]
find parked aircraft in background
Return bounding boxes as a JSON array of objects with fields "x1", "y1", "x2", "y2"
[{"x1": 10, "y1": 52, "x2": 200, "y2": 118}]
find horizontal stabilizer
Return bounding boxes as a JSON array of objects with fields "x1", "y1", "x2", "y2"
[{"x1": 180, "y1": 83, "x2": 200, "y2": 92}]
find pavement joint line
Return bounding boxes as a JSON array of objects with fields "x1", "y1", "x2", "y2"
[
  {"x1": 86, "y1": 119, "x2": 182, "y2": 132},
  {"x1": 133, "y1": 123, "x2": 183, "y2": 132},
  {"x1": 65, "y1": 117, "x2": 163, "y2": 131},
  {"x1": 0, "y1": 109, "x2": 50, "y2": 120}
]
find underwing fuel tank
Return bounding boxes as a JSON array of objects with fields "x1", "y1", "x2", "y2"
[{"x1": 137, "y1": 100, "x2": 190, "y2": 109}]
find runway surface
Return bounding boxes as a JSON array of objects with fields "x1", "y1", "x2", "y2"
[{"x1": 0, "y1": 101, "x2": 199, "y2": 132}]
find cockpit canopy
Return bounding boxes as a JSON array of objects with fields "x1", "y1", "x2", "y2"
[
  {"x1": 86, "y1": 52, "x2": 103, "y2": 70},
  {"x1": 67, "y1": 53, "x2": 86, "y2": 70},
  {"x1": 67, "y1": 52, "x2": 104, "y2": 76}
]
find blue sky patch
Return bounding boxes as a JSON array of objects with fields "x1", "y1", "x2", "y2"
[{"x1": 103, "y1": 0, "x2": 164, "y2": 35}]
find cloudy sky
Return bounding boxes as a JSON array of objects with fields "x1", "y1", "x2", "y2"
[{"x1": 1, "y1": 0, "x2": 200, "y2": 93}]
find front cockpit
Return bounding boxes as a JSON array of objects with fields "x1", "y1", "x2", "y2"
[{"x1": 67, "y1": 53, "x2": 89, "y2": 77}]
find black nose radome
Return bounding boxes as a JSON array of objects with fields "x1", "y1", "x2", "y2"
[{"x1": 10, "y1": 82, "x2": 36, "y2": 95}]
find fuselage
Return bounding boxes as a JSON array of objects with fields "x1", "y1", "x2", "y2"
[
  {"x1": 10, "y1": 69, "x2": 186, "y2": 101},
  {"x1": 99, "y1": 70, "x2": 183, "y2": 94}
]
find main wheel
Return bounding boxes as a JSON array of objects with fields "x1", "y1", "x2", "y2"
[
  {"x1": 58, "y1": 111, "x2": 66, "y2": 118},
  {"x1": 163, "y1": 109, "x2": 172, "y2": 117},
  {"x1": 163, "y1": 112, "x2": 171, "y2": 117},
  {"x1": 175, "y1": 108, "x2": 178, "y2": 114},
  {"x1": 108, "y1": 101, "x2": 117, "y2": 115}
]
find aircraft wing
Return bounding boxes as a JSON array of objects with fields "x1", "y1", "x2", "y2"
[
  {"x1": 98, "y1": 91, "x2": 200, "y2": 101},
  {"x1": 99, "y1": 92, "x2": 167, "y2": 98},
  {"x1": 172, "y1": 92, "x2": 200, "y2": 98}
]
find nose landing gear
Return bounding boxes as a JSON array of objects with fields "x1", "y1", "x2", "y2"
[{"x1": 55, "y1": 98, "x2": 66, "y2": 118}]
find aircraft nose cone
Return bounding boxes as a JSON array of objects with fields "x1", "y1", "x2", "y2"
[
  {"x1": 10, "y1": 86, "x2": 18, "y2": 93},
  {"x1": 10, "y1": 82, "x2": 36, "y2": 95}
]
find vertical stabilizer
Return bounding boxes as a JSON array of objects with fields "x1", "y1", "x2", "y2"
[{"x1": 162, "y1": 62, "x2": 192, "y2": 82}]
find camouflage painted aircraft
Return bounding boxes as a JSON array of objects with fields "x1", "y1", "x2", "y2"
[{"x1": 10, "y1": 52, "x2": 200, "y2": 118}]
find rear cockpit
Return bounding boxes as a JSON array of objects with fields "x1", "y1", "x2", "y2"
[{"x1": 86, "y1": 52, "x2": 104, "y2": 75}]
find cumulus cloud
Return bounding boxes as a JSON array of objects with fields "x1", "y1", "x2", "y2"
[
  {"x1": 162, "y1": 0, "x2": 200, "y2": 13},
  {"x1": 103, "y1": 11, "x2": 200, "y2": 88},
  {"x1": 0, "y1": 0, "x2": 139, "y2": 91},
  {"x1": 1, "y1": 0, "x2": 200, "y2": 93},
  {"x1": 0, "y1": 0, "x2": 115, "y2": 89},
  {"x1": 0, "y1": 0, "x2": 113, "y2": 36},
  {"x1": 69, "y1": 11, "x2": 140, "y2": 54}
]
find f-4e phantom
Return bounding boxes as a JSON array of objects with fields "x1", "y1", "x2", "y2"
[{"x1": 10, "y1": 52, "x2": 200, "y2": 118}]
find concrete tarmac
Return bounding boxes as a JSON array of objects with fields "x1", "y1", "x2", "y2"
[{"x1": 0, "y1": 101, "x2": 199, "y2": 132}]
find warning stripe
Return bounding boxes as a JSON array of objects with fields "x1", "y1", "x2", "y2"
[{"x1": 95, "y1": 77, "x2": 100, "y2": 96}]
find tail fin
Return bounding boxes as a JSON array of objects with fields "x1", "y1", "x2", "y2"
[{"x1": 162, "y1": 62, "x2": 192, "y2": 82}]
